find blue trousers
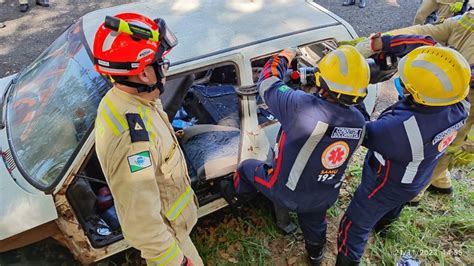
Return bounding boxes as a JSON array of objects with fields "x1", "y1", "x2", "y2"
[
  {"x1": 234, "y1": 159, "x2": 327, "y2": 244},
  {"x1": 337, "y1": 160, "x2": 412, "y2": 261}
]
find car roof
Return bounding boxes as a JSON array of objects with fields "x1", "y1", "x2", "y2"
[{"x1": 82, "y1": 0, "x2": 346, "y2": 65}]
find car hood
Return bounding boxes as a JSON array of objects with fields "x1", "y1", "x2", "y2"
[
  {"x1": 82, "y1": 0, "x2": 346, "y2": 66},
  {"x1": 0, "y1": 73, "x2": 58, "y2": 240}
]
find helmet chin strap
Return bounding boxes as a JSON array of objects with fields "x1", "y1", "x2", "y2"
[{"x1": 116, "y1": 61, "x2": 165, "y2": 94}]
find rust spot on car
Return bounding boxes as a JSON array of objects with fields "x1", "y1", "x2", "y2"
[
  {"x1": 77, "y1": 240, "x2": 90, "y2": 251},
  {"x1": 58, "y1": 206, "x2": 75, "y2": 222}
]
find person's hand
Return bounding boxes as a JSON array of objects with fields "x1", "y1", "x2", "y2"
[
  {"x1": 448, "y1": 149, "x2": 474, "y2": 168},
  {"x1": 181, "y1": 256, "x2": 193, "y2": 266},
  {"x1": 449, "y1": 2, "x2": 463, "y2": 13},
  {"x1": 447, "y1": 144, "x2": 474, "y2": 168},
  {"x1": 338, "y1": 37, "x2": 367, "y2": 46},
  {"x1": 355, "y1": 33, "x2": 382, "y2": 58},
  {"x1": 278, "y1": 47, "x2": 300, "y2": 63}
]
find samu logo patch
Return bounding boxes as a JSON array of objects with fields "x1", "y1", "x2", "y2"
[
  {"x1": 321, "y1": 141, "x2": 350, "y2": 169},
  {"x1": 128, "y1": 151, "x2": 152, "y2": 173}
]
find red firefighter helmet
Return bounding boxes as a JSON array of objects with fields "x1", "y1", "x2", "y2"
[{"x1": 93, "y1": 13, "x2": 176, "y2": 77}]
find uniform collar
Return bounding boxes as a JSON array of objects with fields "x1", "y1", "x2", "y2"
[
  {"x1": 394, "y1": 97, "x2": 447, "y2": 114},
  {"x1": 110, "y1": 86, "x2": 160, "y2": 108}
]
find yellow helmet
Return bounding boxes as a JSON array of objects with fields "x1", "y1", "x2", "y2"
[
  {"x1": 398, "y1": 46, "x2": 470, "y2": 106},
  {"x1": 316, "y1": 45, "x2": 370, "y2": 104}
]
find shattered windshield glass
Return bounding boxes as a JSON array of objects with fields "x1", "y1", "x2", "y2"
[{"x1": 7, "y1": 21, "x2": 109, "y2": 189}]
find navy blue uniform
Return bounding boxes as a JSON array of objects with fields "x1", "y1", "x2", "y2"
[
  {"x1": 234, "y1": 53, "x2": 366, "y2": 244},
  {"x1": 337, "y1": 35, "x2": 470, "y2": 261}
]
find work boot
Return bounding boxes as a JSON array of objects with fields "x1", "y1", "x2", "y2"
[
  {"x1": 359, "y1": 0, "x2": 366, "y2": 8},
  {"x1": 427, "y1": 184, "x2": 453, "y2": 194},
  {"x1": 20, "y1": 4, "x2": 29, "y2": 12},
  {"x1": 36, "y1": 0, "x2": 49, "y2": 7},
  {"x1": 305, "y1": 240, "x2": 326, "y2": 266},
  {"x1": 342, "y1": 0, "x2": 356, "y2": 6},
  {"x1": 373, "y1": 217, "x2": 396, "y2": 237},
  {"x1": 405, "y1": 200, "x2": 420, "y2": 207},
  {"x1": 219, "y1": 177, "x2": 239, "y2": 206},
  {"x1": 335, "y1": 253, "x2": 359, "y2": 266}
]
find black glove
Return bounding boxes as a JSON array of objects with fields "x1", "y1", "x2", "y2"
[{"x1": 367, "y1": 53, "x2": 398, "y2": 84}]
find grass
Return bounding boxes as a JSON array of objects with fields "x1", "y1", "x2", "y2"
[
  {"x1": 365, "y1": 166, "x2": 474, "y2": 265},
  {"x1": 192, "y1": 148, "x2": 474, "y2": 265},
  {"x1": 3, "y1": 148, "x2": 470, "y2": 265},
  {"x1": 192, "y1": 204, "x2": 283, "y2": 265}
]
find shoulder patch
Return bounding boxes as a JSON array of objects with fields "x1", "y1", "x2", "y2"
[
  {"x1": 331, "y1": 127, "x2": 363, "y2": 140},
  {"x1": 128, "y1": 151, "x2": 152, "y2": 173},
  {"x1": 126, "y1": 113, "x2": 149, "y2": 143},
  {"x1": 278, "y1": 85, "x2": 290, "y2": 93},
  {"x1": 432, "y1": 120, "x2": 465, "y2": 145}
]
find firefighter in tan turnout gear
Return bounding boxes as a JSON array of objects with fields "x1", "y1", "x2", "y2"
[
  {"x1": 388, "y1": 10, "x2": 474, "y2": 202},
  {"x1": 413, "y1": 0, "x2": 467, "y2": 25},
  {"x1": 92, "y1": 13, "x2": 202, "y2": 266}
]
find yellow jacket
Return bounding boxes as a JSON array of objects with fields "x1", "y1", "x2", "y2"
[
  {"x1": 95, "y1": 87, "x2": 198, "y2": 265},
  {"x1": 390, "y1": 10, "x2": 474, "y2": 65}
]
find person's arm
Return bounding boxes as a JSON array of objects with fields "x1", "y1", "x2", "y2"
[
  {"x1": 361, "y1": 114, "x2": 401, "y2": 158},
  {"x1": 356, "y1": 33, "x2": 437, "y2": 58},
  {"x1": 101, "y1": 133, "x2": 185, "y2": 265},
  {"x1": 257, "y1": 49, "x2": 306, "y2": 127},
  {"x1": 378, "y1": 34, "x2": 437, "y2": 57},
  {"x1": 387, "y1": 18, "x2": 456, "y2": 44}
]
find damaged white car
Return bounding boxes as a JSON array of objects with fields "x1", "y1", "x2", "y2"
[{"x1": 0, "y1": 0, "x2": 382, "y2": 263}]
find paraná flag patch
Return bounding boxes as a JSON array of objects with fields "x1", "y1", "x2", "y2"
[{"x1": 128, "y1": 151, "x2": 152, "y2": 173}]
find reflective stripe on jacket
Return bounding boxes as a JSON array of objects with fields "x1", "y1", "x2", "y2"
[{"x1": 95, "y1": 87, "x2": 198, "y2": 264}]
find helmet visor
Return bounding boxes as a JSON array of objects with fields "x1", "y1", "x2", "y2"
[{"x1": 155, "y1": 18, "x2": 178, "y2": 55}]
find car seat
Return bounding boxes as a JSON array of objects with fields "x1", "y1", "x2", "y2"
[{"x1": 180, "y1": 124, "x2": 240, "y2": 182}]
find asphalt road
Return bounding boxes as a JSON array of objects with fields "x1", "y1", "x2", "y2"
[{"x1": 0, "y1": 0, "x2": 422, "y2": 78}]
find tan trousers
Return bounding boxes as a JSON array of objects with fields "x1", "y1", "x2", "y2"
[
  {"x1": 146, "y1": 234, "x2": 203, "y2": 266},
  {"x1": 412, "y1": 90, "x2": 474, "y2": 202},
  {"x1": 179, "y1": 234, "x2": 203, "y2": 266},
  {"x1": 413, "y1": 0, "x2": 456, "y2": 25}
]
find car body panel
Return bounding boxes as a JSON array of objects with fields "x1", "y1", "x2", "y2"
[
  {"x1": 0, "y1": 150, "x2": 57, "y2": 240},
  {"x1": 0, "y1": 74, "x2": 58, "y2": 240},
  {"x1": 82, "y1": 0, "x2": 344, "y2": 66}
]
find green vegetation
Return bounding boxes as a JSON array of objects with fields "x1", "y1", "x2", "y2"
[
  {"x1": 193, "y1": 204, "x2": 283, "y2": 265},
  {"x1": 193, "y1": 153, "x2": 474, "y2": 265},
  {"x1": 366, "y1": 174, "x2": 473, "y2": 265}
]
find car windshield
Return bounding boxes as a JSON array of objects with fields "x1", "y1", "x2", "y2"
[{"x1": 6, "y1": 21, "x2": 109, "y2": 190}]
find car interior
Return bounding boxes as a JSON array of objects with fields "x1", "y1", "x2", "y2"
[
  {"x1": 66, "y1": 41, "x2": 338, "y2": 248},
  {"x1": 66, "y1": 63, "x2": 242, "y2": 247}
]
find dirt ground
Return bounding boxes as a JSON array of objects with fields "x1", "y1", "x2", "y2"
[{"x1": 0, "y1": 0, "x2": 427, "y2": 265}]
